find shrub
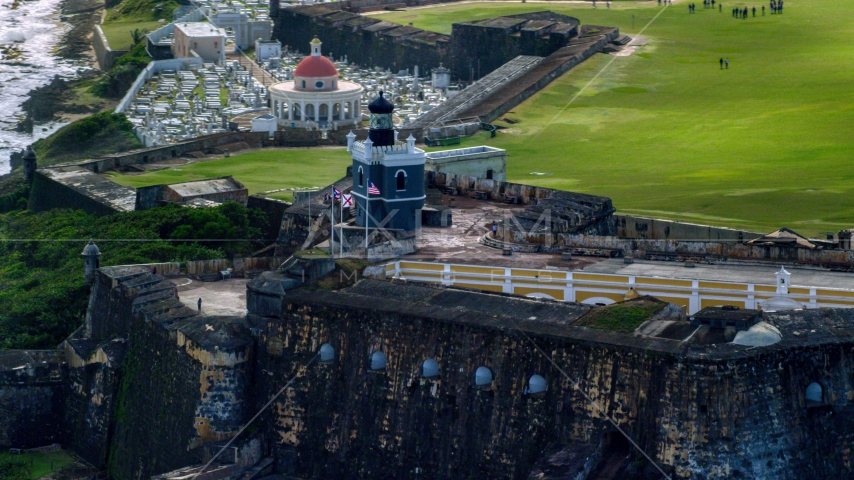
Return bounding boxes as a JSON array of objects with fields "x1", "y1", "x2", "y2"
[{"x1": 0, "y1": 203, "x2": 268, "y2": 349}]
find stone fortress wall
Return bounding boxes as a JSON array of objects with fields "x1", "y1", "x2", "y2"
[
  {"x1": 0, "y1": 350, "x2": 66, "y2": 450},
  {"x1": 3, "y1": 260, "x2": 854, "y2": 478},
  {"x1": 249, "y1": 279, "x2": 854, "y2": 479},
  {"x1": 275, "y1": 5, "x2": 450, "y2": 75},
  {"x1": 92, "y1": 25, "x2": 129, "y2": 71}
]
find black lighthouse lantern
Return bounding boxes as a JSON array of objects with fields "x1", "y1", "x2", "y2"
[{"x1": 368, "y1": 90, "x2": 395, "y2": 147}]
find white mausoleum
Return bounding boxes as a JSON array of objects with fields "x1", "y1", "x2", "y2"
[{"x1": 268, "y1": 38, "x2": 363, "y2": 130}]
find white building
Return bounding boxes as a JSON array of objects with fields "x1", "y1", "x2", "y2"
[
  {"x1": 209, "y1": 7, "x2": 272, "y2": 50},
  {"x1": 251, "y1": 114, "x2": 278, "y2": 136},
  {"x1": 268, "y1": 38, "x2": 363, "y2": 130},
  {"x1": 255, "y1": 39, "x2": 281, "y2": 62},
  {"x1": 173, "y1": 23, "x2": 226, "y2": 64}
]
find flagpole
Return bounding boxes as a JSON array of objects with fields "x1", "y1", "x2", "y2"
[
  {"x1": 365, "y1": 172, "x2": 369, "y2": 258},
  {"x1": 330, "y1": 185, "x2": 334, "y2": 258},
  {"x1": 340, "y1": 192, "x2": 344, "y2": 258}
]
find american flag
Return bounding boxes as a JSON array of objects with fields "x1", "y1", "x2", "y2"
[
  {"x1": 368, "y1": 182, "x2": 381, "y2": 195},
  {"x1": 332, "y1": 187, "x2": 341, "y2": 199}
]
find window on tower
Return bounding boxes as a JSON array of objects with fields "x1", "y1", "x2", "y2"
[
  {"x1": 370, "y1": 113, "x2": 393, "y2": 130},
  {"x1": 396, "y1": 171, "x2": 406, "y2": 191},
  {"x1": 358, "y1": 167, "x2": 364, "y2": 187}
]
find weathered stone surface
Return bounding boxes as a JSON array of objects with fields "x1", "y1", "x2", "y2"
[
  {"x1": 249, "y1": 280, "x2": 854, "y2": 479},
  {"x1": 62, "y1": 337, "x2": 126, "y2": 467},
  {"x1": 0, "y1": 350, "x2": 65, "y2": 449},
  {"x1": 15, "y1": 262, "x2": 854, "y2": 479}
]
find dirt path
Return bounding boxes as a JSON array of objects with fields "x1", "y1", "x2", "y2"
[{"x1": 226, "y1": 49, "x2": 278, "y2": 88}]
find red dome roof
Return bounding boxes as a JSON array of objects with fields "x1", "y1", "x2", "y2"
[{"x1": 294, "y1": 55, "x2": 338, "y2": 78}]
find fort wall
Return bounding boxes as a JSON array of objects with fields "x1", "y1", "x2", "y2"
[
  {"x1": 467, "y1": 27, "x2": 619, "y2": 123},
  {"x1": 560, "y1": 233, "x2": 854, "y2": 267},
  {"x1": 251, "y1": 282, "x2": 854, "y2": 479},
  {"x1": 28, "y1": 168, "x2": 124, "y2": 216},
  {"x1": 275, "y1": 5, "x2": 450, "y2": 75},
  {"x1": 0, "y1": 350, "x2": 66, "y2": 449},
  {"x1": 92, "y1": 25, "x2": 128, "y2": 71},
  {"x1": 62, "y1": 339, "x2": 125, "y2": 467},
  {"x1": 78, "y1": 266, "x2": 255, "y2": 479},
  {"x1": 615, "y1": 214, "x2": 764, "y2": 242},
  {"x1": 449, "y1": 12, "x2": 580, "y2": 81}
]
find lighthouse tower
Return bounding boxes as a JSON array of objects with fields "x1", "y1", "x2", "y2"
[{"x1": 348, "y1": 91, "x2": 425, "y2": 232}]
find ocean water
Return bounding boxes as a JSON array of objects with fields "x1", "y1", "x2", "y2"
[{"x1": 0, "y1": 0, "x2": 84, "y2": 174}]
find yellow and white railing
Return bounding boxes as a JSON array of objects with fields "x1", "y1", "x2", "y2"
[{"x1": 383, "y1": 261, "x2": 854, "y2": 314}]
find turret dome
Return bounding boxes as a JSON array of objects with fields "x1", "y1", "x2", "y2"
[{"x1": 82, "y1": 240, "x2": 101, "y2": 257}]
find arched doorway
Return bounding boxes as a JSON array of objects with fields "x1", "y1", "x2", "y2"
[
  {"x1": 806, "y1": 382, "x2": 823, "y2": 404},
  {"x1": 305, "y1": 104, "x2": 315, "y2": 121}
]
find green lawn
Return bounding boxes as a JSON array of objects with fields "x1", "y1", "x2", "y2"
[
  {"x1": 0, "y1": 450, "x2": 77, "y2": 478},
  {"x1": 105, "y1": 148, "x2": 353, "y2": 201},
  {"x1": 575, "y1": 300, "x2": 665, "y2": 333},
  {"x1": 100, "y1": 20, "x2": 165, "y2": 50},
  {"x1": 376, "y1": 1, "x2": 854, "y2": 236},
  {"x1": 100, "y1": 0, "x2": 183, "y2": 50}
]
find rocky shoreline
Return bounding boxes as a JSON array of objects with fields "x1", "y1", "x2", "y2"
[{"x1": 14, "y1": 0, "x2": 105, "y2": 135}]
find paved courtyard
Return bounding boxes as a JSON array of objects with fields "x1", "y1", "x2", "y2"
[
  {"x1": 414, "y1": 195, "x2": 603, "y2": 270},
  {"x1": 171, "y1": 277, "x2": 249, "y2": 316},
  {"x1": 584, "y1": 258, "x2": 854, "y2": 290}
]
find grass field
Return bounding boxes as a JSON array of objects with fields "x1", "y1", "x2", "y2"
[
  {"x1": 374, "y1": 0, "x2": 854, "y2": 236},
  {"x1": 0, "y1": 450, "x2": 76, "y2": 478},
  {"x1": 100, "y1": 20, "x2": 165, "y2": 50},
  {"x1": 105, "y1": 148, "x2": 353, "y2": 201}
]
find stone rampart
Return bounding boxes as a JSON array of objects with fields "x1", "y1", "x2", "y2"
[
  {"x1": 92, "y1": 25, "x2": 128, "y2": 71},
  {"x1": 71, "y1": 266, "x2": 256, "y2": 479},
  {"x1": 62, "y1": 338, "x2": 125, "y2": 467},
  {"x1": 28, "y1": 167, "x2": 128, "y2": 216},
  {"x1": 276, "y1": 5, "x2": 450, "y2": 74},
  {"x1": 0, "y1": 350, "x2": 66, "y2": 449},
  {"x1": 561, "y1": 233, "x2": 854, "y2": 267},
  {"x1": 616, "y1": 214, "x2": 764, "y2": 242},
  {"x1": 464, "y1": 27, "x2": 619, "y2": 123},
  {"x1": 251, "y1": 279, "x2": 854, "y2": 479}
]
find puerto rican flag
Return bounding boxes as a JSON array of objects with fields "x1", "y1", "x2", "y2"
[
  {"x1": 368, "y1": 182, "x2": 381, "y2": 195},
  {"x1": 332, "y1": 186, "x2": 341, "y2": 200}
]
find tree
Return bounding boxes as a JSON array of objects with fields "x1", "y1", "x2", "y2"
[{"x1": 130, "y1": 28, "x2": 150, "y2": 47}]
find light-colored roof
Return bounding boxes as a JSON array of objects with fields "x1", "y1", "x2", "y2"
[
  {"x1": 166, "y1": 177, "x2": 244, "y2": 197},
  {"x1": 269, "y1": 79, "x2": 362, "y2": 95},
  {"x1": 175, "y1": 22, "x2": 225, "y2": 38},
  {"x1": 746, "y1": 228, "x2": 819, "y2": 249}
]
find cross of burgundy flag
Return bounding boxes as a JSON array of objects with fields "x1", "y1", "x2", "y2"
[{"x1": 342, "y1": 194, "x2": 353, "y2": 207}]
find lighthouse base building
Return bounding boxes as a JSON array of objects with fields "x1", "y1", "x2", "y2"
[{"x1": 347, "y1": 90, "x2": 425, "y2": 233}]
